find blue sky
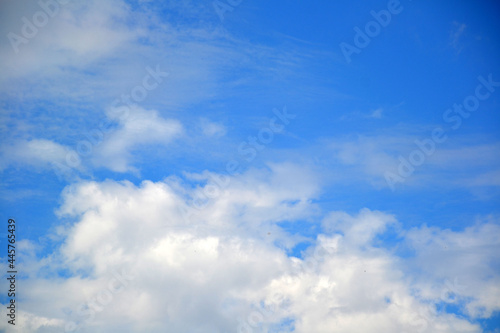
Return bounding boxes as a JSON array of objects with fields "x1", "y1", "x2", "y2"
[{"x1": 0, "y1": 0, "x2": 500, "y2": 332}]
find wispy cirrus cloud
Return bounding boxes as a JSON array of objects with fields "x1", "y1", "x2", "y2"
[
  {"x1": 0, "y1": 138, "x2": 80, "y2": 173},
  {"x1": 199, "y1": 118, "x2": 227, "y2": 137},
  {"x1": 449, "y1": 21, "x2": 467, "y2": 54},
  {"x1": 325, "y1": 134, "x2": 500, "y2": 191}
]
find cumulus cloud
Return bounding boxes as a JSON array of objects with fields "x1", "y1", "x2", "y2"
[
  {"x1": 0, "y1": 164, "x2": 497, "y2": 332},
  {"x1": 405, "y1": 220, "x2": 500, "y2": 318}
]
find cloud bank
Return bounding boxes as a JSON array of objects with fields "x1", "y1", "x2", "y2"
[{"x1": 1, "y1": 165, "x2": 497, "y2": 332}]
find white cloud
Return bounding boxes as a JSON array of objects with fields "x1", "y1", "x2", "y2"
[
  {"x1": 370, "y1": 108, "x2": 383, "y2": 119},
  {"x1": 327, "y1": 136, "x2": 500, "y2": 190},
  {"x1": 329, "y1": 135, "x2": 404, "y2": 186},
  {"x1": 322, "y1": 208, "x2": 397, "y2": 247},
  {"x1": 405, "y1": 219, "x2": 500, "y2": 318},
  {"x1": 0, "y1": 106, "x2": 184, "y2": 176},
  {"x1": 0, "y1": 0, "x2": 331, "y2": 166},
  {"x1": 1, "y1": 165, "x2": 497, "y2": 332},
  {"x1": 0, "y1": 0, "x2": 142, "y2": 81},
  {"x1": 465, "y1": 169, "x2": 500, "y2": 187},
  {"x1": 91, "y1": 105, "x2": 183, "y2": 173},
  {"x1": 0, "y1": 138, "x2": 79, "y2": 172},
  {"x1": 199, "y1": 118, "x2": 226, "y2": 137}
]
